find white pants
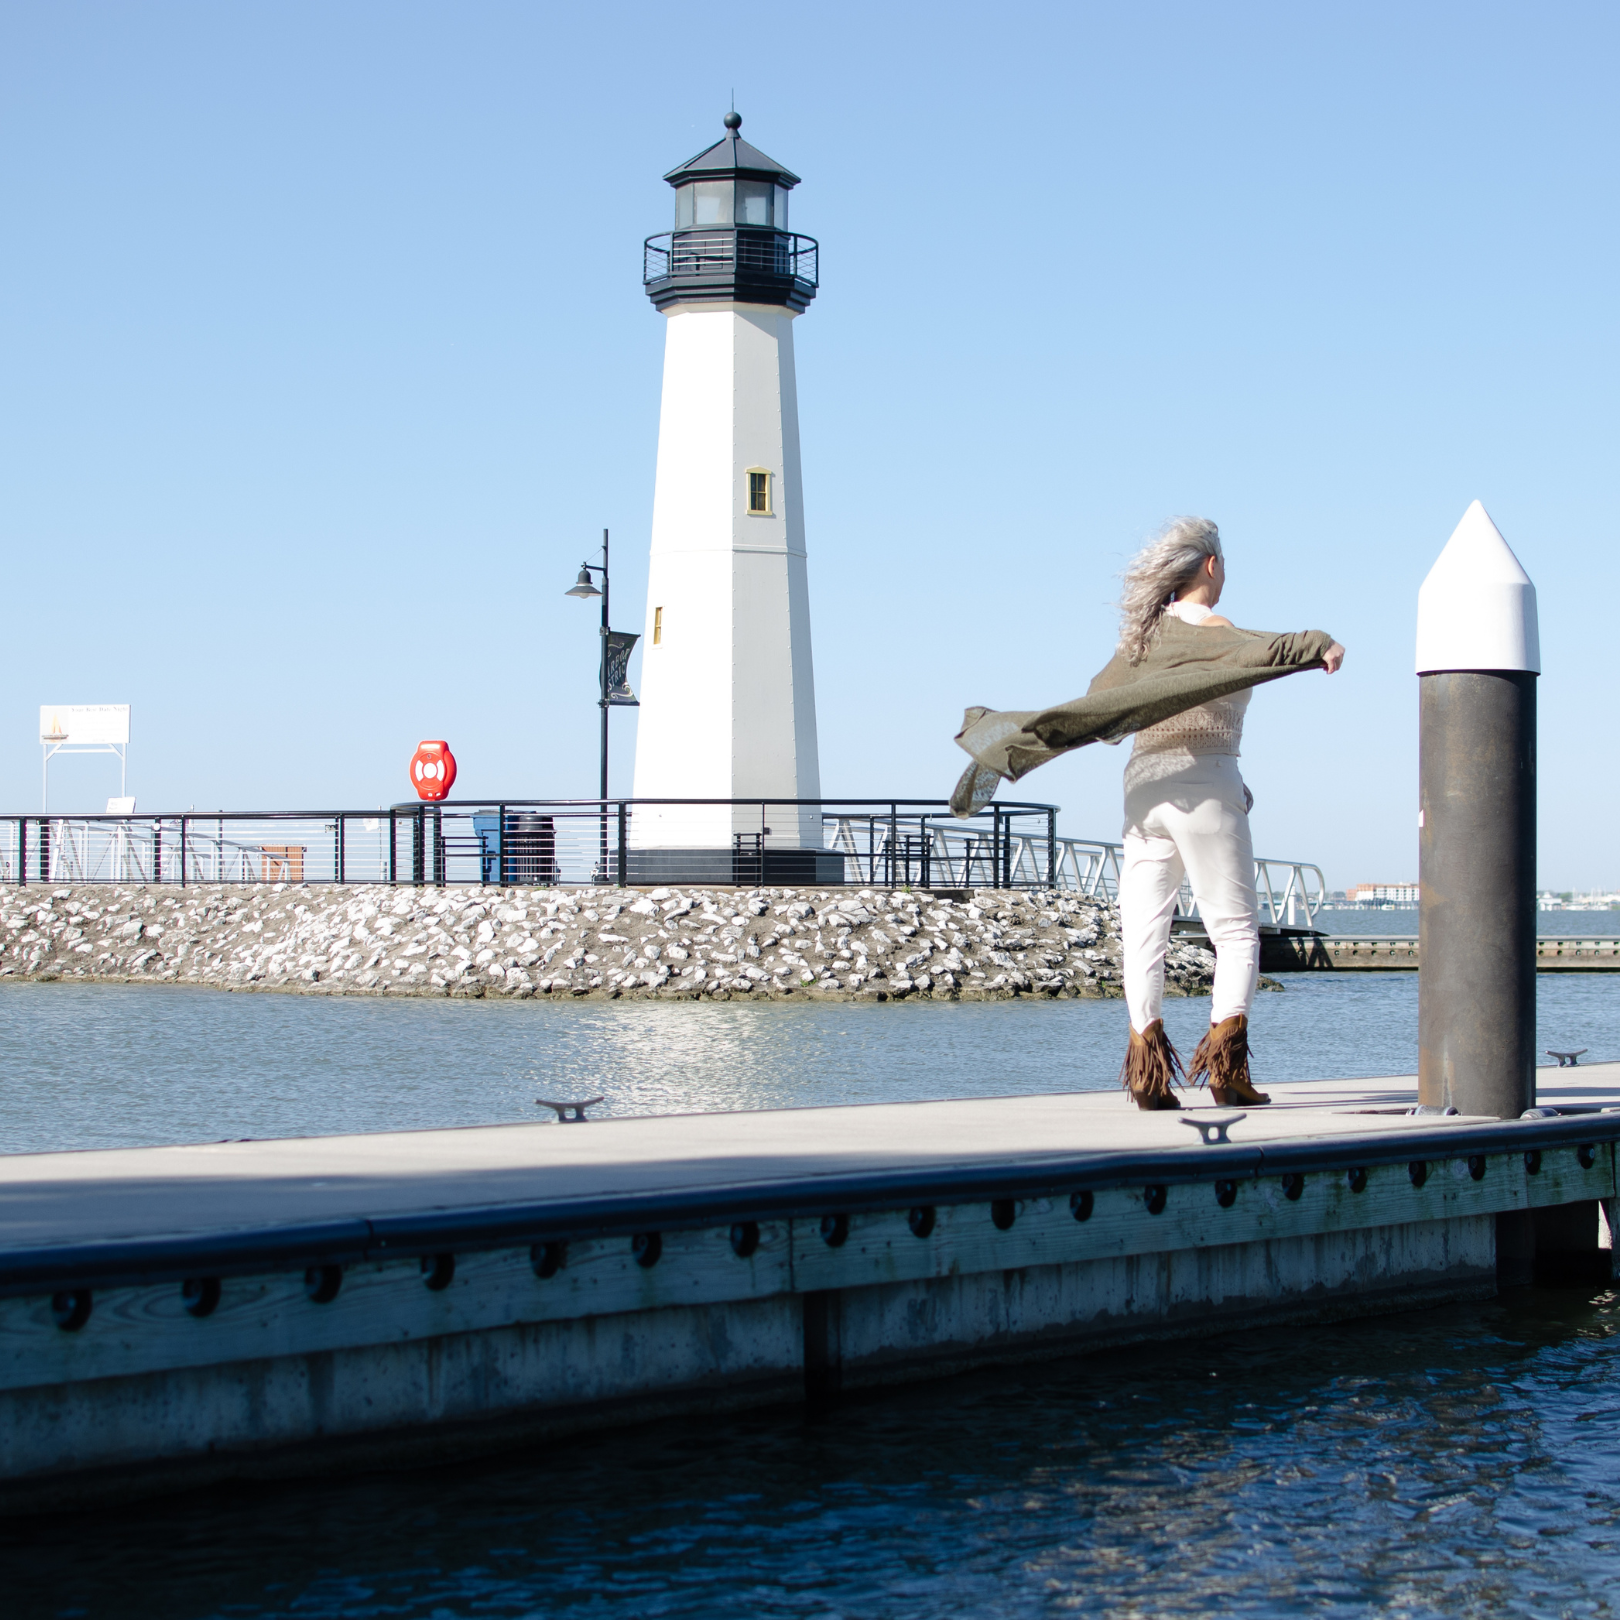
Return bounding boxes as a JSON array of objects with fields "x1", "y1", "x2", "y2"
[{"x1": 1120, "y1": 755, "x2": 1259, "y2": 1032}]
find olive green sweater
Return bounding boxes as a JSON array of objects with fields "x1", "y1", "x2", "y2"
[{"x1": 951, "y1": 617, "x2": 1336, "y2": 815}]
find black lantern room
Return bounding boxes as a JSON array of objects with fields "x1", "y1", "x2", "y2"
[{"x1": 643, "y1": 113, "x2": 819, "y2": 313}]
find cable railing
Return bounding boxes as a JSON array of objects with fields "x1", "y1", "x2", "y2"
[
  {"x1": 0, "y1": 800, "x2": 1054, "y2": 892},
  {"x1": 0, "y1": 801, "x2": 1325, "y2": 922}
]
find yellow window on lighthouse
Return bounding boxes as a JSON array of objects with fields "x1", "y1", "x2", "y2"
[
  {"x1": 747, "y1": 469, "x2": 772, "y2": 516},
  {"x1": 653, "y1": 607, "x2": 663, "y2": 645}
]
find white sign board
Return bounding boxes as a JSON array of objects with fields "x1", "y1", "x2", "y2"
[{"x1": 40, "y1": 705, "x2": 130, "y2": 746}]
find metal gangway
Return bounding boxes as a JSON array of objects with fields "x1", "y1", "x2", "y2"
[{"x1": 821, "y1": 815, "x2": 1325, "y2": 929}]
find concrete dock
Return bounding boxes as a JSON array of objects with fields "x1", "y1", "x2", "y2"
[
  {"x1": 3, "y1": 1071, "x2": 1617, "y2": 1512},
  {"x1": 1261, "y1": 934, "x2": 1620, "y2": 971}
]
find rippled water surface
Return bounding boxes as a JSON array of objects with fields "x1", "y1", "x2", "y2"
[
  {"x1": 8, "y1": 1288, "x2": 1620, "y2": 1619},
  {"x1": 2, "y1": 974, "x2": 1619, "y2": 1154}
]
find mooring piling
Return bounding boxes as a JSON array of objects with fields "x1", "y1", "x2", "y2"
[{"x1": 1416, "y1": 500, "x2": 1540, "y2": 1119}]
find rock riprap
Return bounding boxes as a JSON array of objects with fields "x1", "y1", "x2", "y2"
[{"x1": 0, "y1": 885, "x2": 1221, "y2": 1002}]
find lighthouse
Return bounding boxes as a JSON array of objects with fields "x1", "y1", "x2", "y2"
[{"x1": 629, "y1": 113, "x2": 827, "y2": 882}]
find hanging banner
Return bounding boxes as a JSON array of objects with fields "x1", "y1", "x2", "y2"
[
  {"x1": 40, "y1": 705, "x2": 130, "y2": 745},
  {"x1": 603, "y1": 631, "x2": 640, "y2": 706}
]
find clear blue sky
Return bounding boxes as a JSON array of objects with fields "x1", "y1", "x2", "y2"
[{"x1": 2, "y1": 2, "x2": 1614, "y2": 890}]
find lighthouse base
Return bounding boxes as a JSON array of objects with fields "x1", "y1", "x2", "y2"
[{"x1": 623, "y1": 847, "x2": 846, "y2": 888}]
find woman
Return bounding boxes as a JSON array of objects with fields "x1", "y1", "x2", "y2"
[
  {"x1": 1115, "y1": 518, "x2": 1344, "y2": 1109},
  {"x1": 950, "y1": 517, "x2": 1343, "y2": 1109}
]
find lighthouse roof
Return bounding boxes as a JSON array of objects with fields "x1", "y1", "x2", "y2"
[{"x1": 664, "y1": 117, "x2": 800, "y2": 189}]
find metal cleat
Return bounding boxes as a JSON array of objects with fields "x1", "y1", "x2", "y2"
[
  {"x1": 536, "y1": 1096, "x2": 604, "y2": 1123},
  {"x1": 1179, "y1": 1113, "x2": 1245, "y2": 1145}
]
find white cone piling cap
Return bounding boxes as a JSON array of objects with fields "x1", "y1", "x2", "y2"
[{"x1": 1415, "y1": 500, "x2": 1540, "y2": 674}]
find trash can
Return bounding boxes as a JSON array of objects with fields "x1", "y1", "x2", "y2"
[{"x1": 505, "y1": 813, "x2": 557, "y2": 887}]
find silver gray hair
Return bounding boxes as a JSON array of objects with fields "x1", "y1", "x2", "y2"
[{"x1": 1116, "y1": 516, "x2": 1224, "y2": 664}]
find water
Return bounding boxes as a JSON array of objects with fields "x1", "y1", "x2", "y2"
[
  {"x1": 6, "y1": 1287, "x2": 1619, "y2": 1618},
  {"x1": 5, "y1": 974, "x2": 1620, "y2": 1155},
  {"x1": 8, "y1": 978, "x2": 1620, "y2": 1616}
]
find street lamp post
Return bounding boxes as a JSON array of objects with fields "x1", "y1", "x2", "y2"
[{"x1": 566, "y1": 529, "x2": 639, "y2": 882}]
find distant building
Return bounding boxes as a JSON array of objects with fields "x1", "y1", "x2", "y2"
[{"x1": 1346, "y1": 883, "x2": 1419, "y2": 908}]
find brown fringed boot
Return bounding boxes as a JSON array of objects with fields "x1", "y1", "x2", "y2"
[
  {"x1": 1120, "y1": 1020, "x2": 1184, "y2": 1111},
  {"x1": 1188, "y1": 1014, "x2": 1271, "y2": 1106}
]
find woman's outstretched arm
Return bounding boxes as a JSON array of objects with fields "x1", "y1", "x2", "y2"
[{"x1": 1199, "y1": 613, "x2": 1343, "y2": 672}]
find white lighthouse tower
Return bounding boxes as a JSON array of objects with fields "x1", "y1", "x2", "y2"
[{"x1": 629, "y1": 113, "x2": 826, "y2": 883}]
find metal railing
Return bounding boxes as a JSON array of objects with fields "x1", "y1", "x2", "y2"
[
  {"x1": 0, "y1": 800, "x2": 1054, "y2": 891},
  {"x1": 643, "y1": 230, "x2": 819, "y2": 288},
  {"x1": 1249, "y1": 858, "x2": 1329, "y2": 928},
  {"x1": 831, "y1": 824, "x2": 1324, "y2": 926},
  {"x1": 1041, "y1": 837, "x2": 1325, "y2": 927},
  {"x1": 0, "y1": 801, "x2": 1326, "y2": 919}
]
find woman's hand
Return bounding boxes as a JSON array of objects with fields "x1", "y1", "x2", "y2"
[{"x1": 1323, "y1": 642, "x2": 1345, "y2": 674}]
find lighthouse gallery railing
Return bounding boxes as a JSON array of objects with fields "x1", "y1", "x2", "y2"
[{"x1": 643, "y1": 230, "x2": 819, "y2": 289}]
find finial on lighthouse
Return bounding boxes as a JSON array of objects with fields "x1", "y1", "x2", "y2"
[{"x1": 723, "y1": 110, "x2": 742, "y2": 131}]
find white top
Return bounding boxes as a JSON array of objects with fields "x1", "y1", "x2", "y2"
[
  {"x1": 1124, "y1": 600, "x2": 1250, "y2": 791},
  {"x1": 1416, "y1": 500, "x2": 1539, "y2": 674}
]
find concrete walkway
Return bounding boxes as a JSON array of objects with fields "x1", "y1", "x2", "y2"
[{"x1": 4, "y1": 1066, "x2": 1616, "y2": 1253}]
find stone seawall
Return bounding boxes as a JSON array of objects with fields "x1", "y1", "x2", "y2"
[{"x1": 0, "y1": 885, "x2": 1222, "y2": 1003}]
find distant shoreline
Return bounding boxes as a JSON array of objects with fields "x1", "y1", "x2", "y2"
[{"x1": 1317, "y1": 906, "x2": 1620, "y2": 938}]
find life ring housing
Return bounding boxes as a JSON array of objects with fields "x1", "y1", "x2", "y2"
[{"x1": 409, "y1": 740, "x2": 457, "y2": 802}]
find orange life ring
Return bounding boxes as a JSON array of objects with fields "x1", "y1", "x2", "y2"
[{"x1": 409, "y1": 740, "x2": 457, "y2": 802}]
